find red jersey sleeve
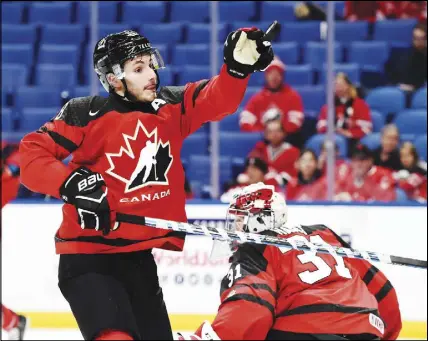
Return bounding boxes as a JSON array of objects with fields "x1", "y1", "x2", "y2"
[
  {"x1": 19, "y1": 98, "x2": 91, "y2": 199},
  {"x1": 239, "y1": 94, "x2": 263, "y2": 132},
  {"x1": 209, "y1": 243, "x2": 276, "y2": 340},
  {"x1": 330, "y1": 230, "x2": 402, "y2": 340},
  {"x1": 348, "y1": 99, "x2": 372, "y2": 139},
  {"x1": 180, "y1": 64, "x2": 249, "y2": 137},
  {"x1": 316, "y1": 105, "x2": 328, "y2": 133},
  {"x1": 282, "y1": 91, "x2": 304, "y2": 134}
]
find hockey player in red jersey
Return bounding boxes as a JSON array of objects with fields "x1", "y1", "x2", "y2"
[
  {"x1": 1, "y1": 142, "x2": 28, "y2": 340},
  {"x1": 19, "y1": 25, "x2": 275, "y2": 340},
  {"x1": 180, "y1": 183, "x2": 402, "y2": 340}
]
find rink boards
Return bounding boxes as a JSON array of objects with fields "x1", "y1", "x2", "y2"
[{"x1": 2, "y1": 202, "x2": 427, "y2": 339}]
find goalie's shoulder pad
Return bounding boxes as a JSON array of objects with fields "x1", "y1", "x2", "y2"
[{"x1": 53, "y1": 96, "x2": 109, "y2": 127}]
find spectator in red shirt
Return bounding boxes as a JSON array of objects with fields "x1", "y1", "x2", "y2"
[
  {"x1": 285, "y1": 149, "x2": 323, "y2": 201},
  {"x1": 239, "y1": 57, "x2": 304, "y2": 143},
  {"x1": 221, "y1": 157, "x2": 282, "y2": 203},
  {"x1": 249, "y1": 118, "x2": 300, "y2": 181},
  {"x1": 394, "y1": 141, "x2": 427, "y2": 202},
  {"x1": 335, "y1": 144, "x2": 396, "y2": 202},
  {"x1": 372, "y1": 124, "x2": 402, "y2": 171},
  {"x1": 378, "y1": 1, "x2": 427, "y2": 22},
  {"x1": 317, "y1": 73, "x2": 372, "y2": 156},
  {"x1": 344, "y1": 1, "x2": 381, "y2": 22}
]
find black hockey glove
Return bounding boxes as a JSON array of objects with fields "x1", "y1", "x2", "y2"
[
  {"x1": 223, "y1": 22, "x2": 280, "y2": 79},
  {"x1": 59, "y1": 167, "x2": 116, "y2": 236}
]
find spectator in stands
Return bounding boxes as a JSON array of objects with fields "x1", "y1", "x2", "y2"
[
  {"x1": 344, "y1": 1, "x2": 381, "y2": 22},
  {"x1": 294, "y1": 2, "x2": 343, "y2": 21},
  {"x1": 248, "y1": 118, "x2": 300, "y2": 181},
  {"x1": 386, "y1": 22, "x2": 427, "y2": 91},
  {"x1": 220, "y1": 157, "x2": 281, "y2": 203},
  {"x1": 239, "y1": 57, "x2": 304, "y2": 146},
  {"x1": 317, "y1": 140, "x2": 347, "y2": 175},
  {"x1": 393, "y1": 142, "x2": 427, "y2": 202},
  {"x1": 285, "y1": 149, "x2": 323, "y2": 201},
  {"x1": 378, "y1": 1, "x2": 427, "y2": 22},
  {"x1": 334, "y1": 144, "x2": 396, "y2": 202},
  {"x1": 372, "y1": 124, "x2": 402, "y2": 171},
  {"x1": 317, "y1": 72, "x2": 372, "y2": 156}
]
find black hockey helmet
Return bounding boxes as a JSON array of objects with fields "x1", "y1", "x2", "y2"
[{"x1": 93, "y1": 30, "x2": 165, "y2": 100}]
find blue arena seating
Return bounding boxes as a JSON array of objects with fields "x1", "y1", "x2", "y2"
[
  {"x1": 219, "y1": 1, "x2": 256, "y2": 22},
  {"x1": 38, "y1": 45, "x2": 79, "y2": 67},
  {"x1": 2, "y1": 2, "x2": 24, "y2": 24},
  {"x1": 318, "y1": 63, "x2": 360, "y2": 85},
  {"x1": 361, "y1": 133, "x2": 381, "y2": 150},
  {"x1": 19, "y1": 107, "x2": 59, "y2": 131},
  {"x1": 280, "y1": 22, "x2": 321, "y2": 43},
  {"x1": 2, "y1": 64, "x2": 29, "y2": 92},
  {"x1": 304, "y1": 42, "x2": 344, "y2": 70},
  {"x1": 15, "y1": 87, "x2": 62, "y2": 110},
  {"x1": 181, "y1": 133, "x2": 209, "y2": 160},
  {"x1": 41, "y1": 24, "x2": 86, "y2": 46},
  {"x1": 76, "y1": 1, "x2": 119, "y2": 24},
  {"x1": 2, "y1": 24, "x2": 37, "y2": 45},
  {"x1": 2, "y1": 108, "x2": 13, "y2": 132},
  {"x1": 261, "y1": 2, "x2": 296, "y2": 22},
  {"x1": 170, "y1": 1, "x2": 210, "y2": 23},
  {"x1": 334, "y1": 21, "x2": 369, "y2": 43},
  {"x1": 414, "y1": 134, "x2": 427, "y2": 162},
  {"x1": 219, "y1": 112, "x2": 241, "y2": 132},
  {"x1": 285, "y1": 64, "x2": 313, "y2": 86},
  {"x1": 305, "y1": 133, "x2": 348, "y2": 158},
  {"x1": 188, "y1": 155, "x2": 233, "y2": 188},
  {"x1": 373, "y1": 19, "x2": 418, "y2": 46},
  {"x1": 295, "y1": 86, "x2": 325, "y2": 113},
  {"x1": 394, "y1": 109, "x2": 427, "y2": 136},
  {"x1": 411, "y1": 87, "x2": 427, "y2": 109},
  {"x1": 186, "y1": 23, "x2": 228, "y2": 44},
  {"x1": 177, "y1": 65, "x2": 211, "y2": 84},
  {"x1": 141, "y1": 23, "x2": 184, "y2": 44},
  {"x1": 35, "y1": 64, "x2": 77, "y2": 89},
  {"x1": 219, "y1": 132, "x2": 262, "y2": 158},
  {"x1": 274, "y1": 42, "x2": 299, "y2": 65},
  {"x1": 28, "y1": 2, "x2": 72, "y2": 25},
  {"x1": 348, "y1": 41, "x2": 390, "y2": 72},
  {"x1": 370, "y1": 110, "x2": 385, "y2": 133},
  {"x1": 365, "y1": 87, "x2": 406, "y2": 118},
  {"x1": 122, "y1": 2, "x2": 166, "y2": 25},
  {"x1": 2, "y1": 44, "x2": 34, "y2": 67}
]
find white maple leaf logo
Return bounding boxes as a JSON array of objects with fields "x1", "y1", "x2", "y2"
[{"x1": 105, "y1": 120, "x2": 173, "y2": 193}]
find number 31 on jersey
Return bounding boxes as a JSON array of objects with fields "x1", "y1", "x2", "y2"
[{"x1": 281, "y1": 235, "x2": 352, "y2": 285}]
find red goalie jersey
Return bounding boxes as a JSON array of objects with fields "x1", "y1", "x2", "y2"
[{"x1": 195, "y1": 225, "x2": 402, "y2": 340}]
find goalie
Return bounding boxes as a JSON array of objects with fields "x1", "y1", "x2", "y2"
[{"x1": 179, "y1": 183, "x2": 402, "y2": 340}]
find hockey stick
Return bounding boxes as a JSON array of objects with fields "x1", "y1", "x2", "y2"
[{"x1": 115, "y1": 213, "x2": 427, "y2": 269}]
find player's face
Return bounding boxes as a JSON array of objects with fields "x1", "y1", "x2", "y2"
[
  {"x1": 265, "y1": 120, "x2": 285, "y2": 146},
  {"x1": 122, "y1": 54, "x2": 157, "y2": 102},
  {"x1": 265, "y1": 69, "x2": 283, "y2": 89},
  {"x1": 400, "y1": 147, "x2": 415, "y2": 169},
  {"x1": 247, "y1": 165, "x2": 265, "y2": 184},
  {"x1": 299, "y1": 151, "x2": 317, "y2": 179},
  {"x1": 413, "y1": 28, "x2": 426, "y2": 50},
  {"x1": 351, "y1": 158, "x2": 372, "y2": 178},
  {"x1": 335, "y1": 78, "x2": 349, "y2": 98},
  {"x1": 381, "y1": 128, "x2": 399, "y2": 153}
]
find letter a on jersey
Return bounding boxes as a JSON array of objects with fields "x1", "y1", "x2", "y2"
[{"x1": 105, "y1": 120, "x2": 173, "y2": 193}]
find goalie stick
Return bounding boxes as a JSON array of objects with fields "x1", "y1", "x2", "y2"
[{"x1": 115, "y1": 213, "x2": 427, "y2": 269}]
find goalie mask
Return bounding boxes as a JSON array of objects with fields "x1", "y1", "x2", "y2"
[
  {"x1": 211, "y1": 183, "x2": 288, "y2": 259},
  {"x1": 93, "y1": 30, "x2": 165, "y2": 101}
]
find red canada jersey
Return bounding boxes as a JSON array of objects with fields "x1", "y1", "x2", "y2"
[
  {"x1": 199, "y1": 225, "x2": 401, "y2": 340},
  {"x1": 239, "y1": 85, "x2": 304, "y2": 134},
  {"x1": 249, "y1": 141, "x2": 300, "y2": 178},
  {"x1": 317, "y1": 98, "x2": 372, "y2": 139},
  {"x1": 335, "y1": 164, "x2": 396, "y2": 202},
  {"x1": 396, "y1": 171, "x2": 427, "y2": 203},
  {"x1": 19, "y1": 65, "x2": 248, "y2": 254}
]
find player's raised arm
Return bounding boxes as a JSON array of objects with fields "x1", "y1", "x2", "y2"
[{"x1": 179, "y1": 23, "x2": 279, "y2": 137}]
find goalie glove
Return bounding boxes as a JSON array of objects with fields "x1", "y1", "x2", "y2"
[
  {"x1": 223, "y1": 26, "x2": 275, "y2": 79},
  {"x1": 59, "y1": 166, "x2": 116, "y2": 236}
]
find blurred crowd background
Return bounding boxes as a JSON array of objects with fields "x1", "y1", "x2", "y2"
[{"x1": 1, "y1": 1, "x2": 427, "y2": 204}]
